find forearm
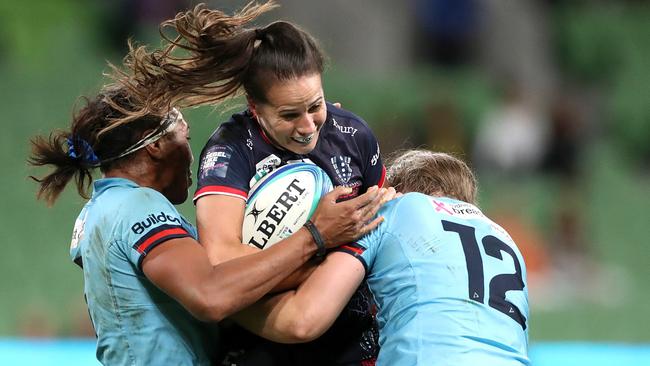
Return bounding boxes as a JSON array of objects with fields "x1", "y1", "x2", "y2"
[
  {"x1": 206, "y1": 239, "x2": 260, "y2": 264},
  {"x1": 231, "y1": 292, "x2": 302, "y2": 343},
  {"x1": 270, "y1": 261, "x2": 318, "y2": 293},
  {"x1": 199, "y1": 227, "x2": 319, "y2": 319},
  {"x1": 231, "y1": 253, "x2": 365, "y2": 342}
]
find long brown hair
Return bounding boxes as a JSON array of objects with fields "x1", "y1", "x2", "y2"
[
  {"x1": 28, "y1": 86, "x2": 164, "y2": 205},
  {"x1": 111, "y1": 1, "x2": 325, "y2": 115},
  {"x1": 386, "y1": 150, "x2": 478, "y2": 204}
]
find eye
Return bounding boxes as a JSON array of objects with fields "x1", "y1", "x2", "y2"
[
  {"x1": 308, "y1": 103, "x2": 322, "y2": 113},
  {"x1": 279, "y1": 113, "x2": 300, "y2": 121}
]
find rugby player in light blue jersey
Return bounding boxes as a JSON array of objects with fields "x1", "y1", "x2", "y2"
[
  {"x1": 236, "y1": 150, "x2": 529, "y2": 366},
  {"x1": 28, "y1": 85, "x2": 389, "y2": 366}
]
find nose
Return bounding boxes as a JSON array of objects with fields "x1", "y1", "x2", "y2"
[{"x1": 294, "y1": 114, "x2": 317, "y2": 135}]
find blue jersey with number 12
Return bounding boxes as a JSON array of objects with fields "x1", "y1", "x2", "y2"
[{"x1": 346, "y1": 193, "x2": 530, "y2": 366}]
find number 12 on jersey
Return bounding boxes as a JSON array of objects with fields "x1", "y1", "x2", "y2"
[{"x1": 442, "y1": 220, "x2": 527, "y2": 330}]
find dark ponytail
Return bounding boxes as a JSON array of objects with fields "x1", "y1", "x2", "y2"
[
  {"x1": 29, "y1": 130, "x2": 94, "y2": 205},
  {"x1": 111, "y1": 1, "x2": 325, "y2": 117},
  {"x1": 111, "y1": 1, "x2": 276, "y2": 115}
]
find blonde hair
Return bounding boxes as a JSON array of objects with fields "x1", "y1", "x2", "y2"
[{"x1": 386, "y1": 150, "x2": 477, "y2": 204}]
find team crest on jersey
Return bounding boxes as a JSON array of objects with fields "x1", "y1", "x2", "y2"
[{"x1": 331, "y1": 155, "x2": 353, "y2": 184}]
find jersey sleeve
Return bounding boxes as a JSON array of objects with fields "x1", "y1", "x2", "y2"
[
  {"x1": 358, "y1": 122, "x2": 386, "y2": 189},
  {"x1": 194, "y1": 130, "x2": 253, "y2": 203},
  {"x1": 335, "y1": 201, "x2": 394, "y2": 271},
  {"x1": 338, "y1": 227, "x2": 382, "y2": 273},
  {"x1": 334, "y1": 194, "x2": 410, "y2": 271},
  {"x1": 118, "y1": 188, "x2": 195, "y2": 271}
]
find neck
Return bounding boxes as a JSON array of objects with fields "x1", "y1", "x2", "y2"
[{"x1": 104, "y1": 158, "x2": 163, "y2": 192}]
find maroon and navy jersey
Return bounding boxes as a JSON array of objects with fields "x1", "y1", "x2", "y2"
[
  {"x1": 195, "y1": 103, "x2": 384, "y2": 365},
  {"x1": 194, "y1": 103, "x2": 385, "y2": 204}
]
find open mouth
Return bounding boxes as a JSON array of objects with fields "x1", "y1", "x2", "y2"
[{"x1": 291, "y1": 134, "x2": 314, "y2": 145}]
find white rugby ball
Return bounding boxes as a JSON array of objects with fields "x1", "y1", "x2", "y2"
[{"x1": 243, "y1": 163, "x2": 333, "y2": 249}]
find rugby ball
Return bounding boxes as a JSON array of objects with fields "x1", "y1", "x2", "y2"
[{"x1": 243, "y1": 163, "x2": 333, "y2": 249}]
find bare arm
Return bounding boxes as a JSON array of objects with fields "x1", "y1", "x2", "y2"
[
  {"x1": 196, "y1": 194, "x2": 257, "y2": 263},
  {"x1": 196, "y1": 193, "x2": 318, "y2": 291},
  {"x1": 143, "y1": 229, "x2": 318, "y2": 322},
  {"x1": 231, "y1": 252, "x2": 366, "y2": 342},
  {"x1": 143, "y1": 186, "x2": 386, "y2": 322}
]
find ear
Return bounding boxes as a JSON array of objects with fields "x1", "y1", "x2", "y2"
[
  {"x1": 246, "y1": 96, "x2": 258, "y2": 119},
  {"x1": 144, "y1": 138, "x2": 166, "y2": 160},
  {"x1": 142, "y1": 129, "x2": 165, "y2": 160}
]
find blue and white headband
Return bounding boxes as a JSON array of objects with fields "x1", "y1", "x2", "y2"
[{"x1": 67, "y1": 108, "x2": 182, "y2": 167}]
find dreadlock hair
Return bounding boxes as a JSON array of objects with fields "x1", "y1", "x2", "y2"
[{"x1": 28, "y1": 86, "x2": 166, "y2": 205}]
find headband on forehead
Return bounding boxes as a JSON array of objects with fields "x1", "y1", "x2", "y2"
[
  {"x1": 103, "y1": 108, "x2": 182, "y2": 163},
  {"x1": 67, "y1": 108, "x2": 183, "y2": 167}
]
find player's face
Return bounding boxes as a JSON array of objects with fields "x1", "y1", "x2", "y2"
[
  {"x1": 250, "y1": 73, "x2": 327, "y2": 155},
  {"x1": 161, "y1": 116, "x2": 193, "y2": 204}
]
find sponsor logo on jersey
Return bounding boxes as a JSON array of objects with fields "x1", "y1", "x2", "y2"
[
  {"x1": 131, "y1": 212, "x2": 181, "y2": 234},
  {"x1": 248, "y1": 178, "x2": 306, "y2": 249},
  {"x1": 370, "y1": 142, "x2": 380, "y2": 166},
  {"x1": 332, "y1": 118, "x2": 358, "y2": 137},
  {"x1": 246, "y1": 128, "x2": 254, "y2": 150},
  {"x1": 431, "y1": 199, "x2": 485, "y2": 218},
  {"x1": 201, "y1": 145, "x2": 233, "y2": 178},
  {"x1": 451, "y1": 202, "x2": 484, "y2": 217},
  {"x1": 70, "y1": 211, "x2": 88, "y2": 250},
  {"x1": 331, "y1": 155, "x2": 353, "y2": 184},
  {"x1": 250, "y1": 154, "x2": 282, "y2": 188}
]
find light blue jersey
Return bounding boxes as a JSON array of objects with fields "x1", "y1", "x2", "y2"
[
  {"x1": 343, "y1": 193, "x2": 529, "y2": 366},
  {"x1": 69, "y1": 178, "x2": 217, "y2": 365}
]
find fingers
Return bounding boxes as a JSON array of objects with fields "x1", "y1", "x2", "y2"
[
  {"x1": 324, "y1": 186, "x2": 353, "y2": 203},
  {"x1": 360, "y1": 187, "x2": 396, "y2": 216},
  {"x1": 357, "y1": 188, "x2": 384, "y2": 222},
  {"x1": 361, "y1": 215, "x2": 384, "y2": 235},
  {"x1": 315, "y1": 186, "x2": 396, "y2": 245},
  {"x1": 333, "y1": 102, "x2": 342, "y2": 108},
  {"x1": 380, "y1": 187, "x2": 398, "y2": 204},
  {"x1": 347, "y1": 185, "x2": 379, "y2": 209}
]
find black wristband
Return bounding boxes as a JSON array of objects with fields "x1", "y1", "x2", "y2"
[{"x1": 303, "y1": 219, "x2": 326, "y2": 259}]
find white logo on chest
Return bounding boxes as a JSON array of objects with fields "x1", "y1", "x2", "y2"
[{"x1": 332, "y1": 118, "x2": 358, "y2": 137}]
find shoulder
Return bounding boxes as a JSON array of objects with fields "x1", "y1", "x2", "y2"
[
  {"x1": 199, "y1": 111, "x2": 254, "y2": 165},
  {"x1": 112, "y1": 187, "x2": 192, "y2": 237},
  {"x1": 204, "y1": 110, "x2": 253, "y2": 149},
  {"x1": 381, "y1": 192, "x2": 431, "y2": 217},
  {"x1": 119, "y1": 186, "x2": 171, "y2": 207},
  {"x1": 98, "y1": 184, "x2": 177, "y2": 220}
]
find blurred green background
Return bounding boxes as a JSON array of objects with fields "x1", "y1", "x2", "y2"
[{"x1": 1, "y1": 0, "x2": 648, "y2": 344}]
